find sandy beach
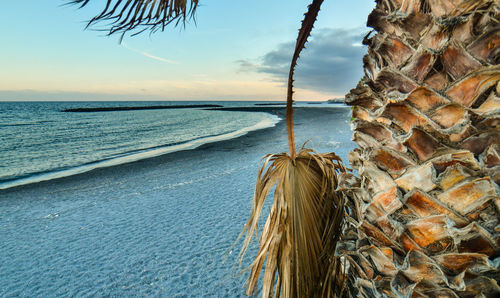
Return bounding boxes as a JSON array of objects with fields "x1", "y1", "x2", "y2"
[{"x1": 0, "y1": 106, "x2": 354, "y2": 296}]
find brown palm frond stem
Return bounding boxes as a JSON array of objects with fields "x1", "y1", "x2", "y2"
[{"x1": 286, "y1": 0, "x2": 324, "y2": 159}]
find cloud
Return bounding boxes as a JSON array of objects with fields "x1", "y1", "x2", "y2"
[
  {"x1": 121, "y1": 42, "x2": 178, "y2": 64},
  {"x1": 237, "y1": 28, "x2": 368, "y2": 95}
]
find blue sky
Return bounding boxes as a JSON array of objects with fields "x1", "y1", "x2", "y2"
[{"x1": 0, "y1": 0, "x2": 375, "y2": 101}]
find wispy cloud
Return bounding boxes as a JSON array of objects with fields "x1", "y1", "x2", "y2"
[{"x1": 121, "y1": 42, "x2": 178, "y2": 64}]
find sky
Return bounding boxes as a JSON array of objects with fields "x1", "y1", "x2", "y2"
[{"x1": 0, "y1": 0, "x2": 375, "y2": 101}]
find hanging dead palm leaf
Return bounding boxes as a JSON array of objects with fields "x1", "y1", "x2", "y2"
[
  {"x1": 239, "y1": 0, "x2": 348, "y2": 296},
  {"x1": 240, "y1": 148, "x2": 347, "y2": 297}
]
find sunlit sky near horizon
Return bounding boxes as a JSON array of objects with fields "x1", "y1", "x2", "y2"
[{"x1": 0, "y1": 0, "x2": 375, "y2": 101}]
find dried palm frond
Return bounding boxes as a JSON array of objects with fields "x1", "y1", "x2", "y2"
[
  {"x1": 239, "y1": 1, "x2": 348, "y2": 295},
  {"x1": 240, "y1": 148, "x2": 347, "y2": 297},
  {"x1": 69, "y1": 0, "x2": 199, "y2": 37}
]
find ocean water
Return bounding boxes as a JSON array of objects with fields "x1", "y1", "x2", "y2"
[
  {"x1": 0, "y1": 102, "x2": 355, "y2": 296},
  {"x1": 0, "y1": 101, "x2": 278, "y2": 189}
]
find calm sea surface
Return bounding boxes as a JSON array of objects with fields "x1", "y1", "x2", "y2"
[{"x1": 0, "y1": 101, "x2": 278, "y2": 189}]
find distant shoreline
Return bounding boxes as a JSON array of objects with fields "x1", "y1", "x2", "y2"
[
  {"x1": 254, "y1": 103, "x2": 287, "y2": 106},
  {"x1": 205, "y1": 106, "x2": 286, "y2": 117},
  {"x1": 62, "y1": 104, "x2": 223, "y2": 112}
]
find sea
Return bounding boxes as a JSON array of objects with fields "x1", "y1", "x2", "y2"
[
  {"x1": 0, "y1": 101, "x2": 280, "y2": 190},
  {"x1": 0, "y1": 101, "x2": 354, "y2": 296}
]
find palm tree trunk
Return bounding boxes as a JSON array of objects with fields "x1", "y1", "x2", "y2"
[{"x1": 341, "y1": 0, "x2": 500, "y2": 296}]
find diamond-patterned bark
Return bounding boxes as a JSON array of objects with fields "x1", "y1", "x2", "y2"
[{"x1": 340, "y1": 0, "x2": 500, "y2": 296}]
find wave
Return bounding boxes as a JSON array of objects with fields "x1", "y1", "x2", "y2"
[
  {"x1": 0, "y1": 123, "x2": 36, "y2": 127},
  {"x1": 0, "y1": 120, "x2": 57, "y2": 127},
  {"x1": 0, "y1": 115, "x2": 280, "y2": 191}
]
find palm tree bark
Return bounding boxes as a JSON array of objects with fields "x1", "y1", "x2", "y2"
[{"x1": 341, "y1": 0, "x2": 500, "y2": 296}]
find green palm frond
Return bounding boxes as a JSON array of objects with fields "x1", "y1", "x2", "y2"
[
  {"x1": 69, "y1": 0, "x2": 199, "y2": 37},
  {"x1": 240, "y1": 148, "x2": 347, "y2": 297}
]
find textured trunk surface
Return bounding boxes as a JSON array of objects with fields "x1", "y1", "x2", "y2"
[{"x1": 341, "y1": 0, "x2": 500, "y2": 296}]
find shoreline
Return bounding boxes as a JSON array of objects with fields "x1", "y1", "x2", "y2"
[
  {"x1": 0, "y1": 113, "x2": 280, "y2": 191},
  {"x1": 0, "y1": 106, "x2": 350, "y2": 194},
  {"x1": 0, "y1": 110, "x2": 281, "y2": 191},
  {"x1": 205, "y1": 106, "x2": 285, "y2": 115}
]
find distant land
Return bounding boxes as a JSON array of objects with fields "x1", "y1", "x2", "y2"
[
  {"x1": 254, "y1": 103, "x2": 287, "y2": 106},
  {"x1": 62, "y1": 104, "x2": 223, "y2": 112},
  {"x1": 327, "y1": 98, "x2": 345, "y2": 104}
]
